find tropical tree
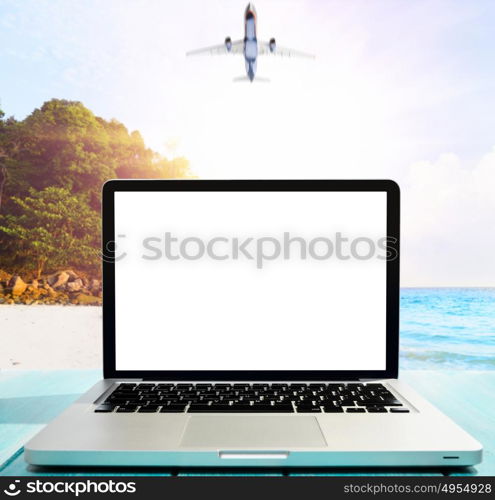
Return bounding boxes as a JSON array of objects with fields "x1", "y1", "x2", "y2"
[
  {"x1": 0, "y1": 187, "x2": 101, "y2": 278},
  {"x1": 0, "y1": 109, "x2": 22, "y2": 212}
]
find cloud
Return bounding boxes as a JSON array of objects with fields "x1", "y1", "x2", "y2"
[{"x1": 402, "y1": 148, "x2": 495, "y2": 286}]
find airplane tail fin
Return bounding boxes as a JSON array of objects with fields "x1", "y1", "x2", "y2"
[{"x1": 233, "y1": 75, "x2": 270, "y2": 83}]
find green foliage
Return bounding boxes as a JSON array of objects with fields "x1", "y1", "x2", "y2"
[
  {"x1": 0, "y1": 99, "x2": 193, "y2": 278},
  {"x1": 18, "y1": 100, "x2": 116, "y2": 207},
  {"x1": 0, "y1": 187, "x2": 101, "y2": 278}
]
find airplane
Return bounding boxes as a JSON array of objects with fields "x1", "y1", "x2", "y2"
[{"x1": 186, "y1": 3, "x2": 314, "y2": 82}]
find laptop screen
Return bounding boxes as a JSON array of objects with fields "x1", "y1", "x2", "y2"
[{"x1": 113, "y1": 190, "x2": 388, "y2": 372}]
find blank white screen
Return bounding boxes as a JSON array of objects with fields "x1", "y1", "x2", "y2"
[{"x1": 114, "y1": 191, "x2": 387, "y2": 371}]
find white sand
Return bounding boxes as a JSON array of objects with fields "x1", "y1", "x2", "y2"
[{"x1": 1, "y1": 305, "x2": 102, "y2": 369}]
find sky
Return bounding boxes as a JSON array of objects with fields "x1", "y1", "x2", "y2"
[{"x1": 1, "y1": 0, "x2": 495, "y2": 286}]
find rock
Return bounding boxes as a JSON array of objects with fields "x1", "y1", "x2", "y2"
[
  {"x1": 43, "y1": 284, "x2": 57, "y2": 298},
  {"x1": 30, "y1": 279, "x2": 39, "y2": 290},
  {"x1": 48, "y1": 271, "x2": 70, "y2": 289},
  {"x1": 8, "y1": 275, "x2": 27, "y2": 296},
  {"x1": 63, "y1": 270, "x2": 79, "y2": 281},
  {"x1": 0, "y1": 269, "x2": 12, "y2": 282},
  {"x1": 73, "y1": 293, "x2": 102, "y2": 305},
  {"x1": 66, "y1": 278, "x2": 83, "y2": 292},
  {"x1": 89, "y1": 279, "x2": 101, "y2": 293},
  {"x1": 26, "y1": 287, "x2": 42, "y2": 299},
  {"x1": 47, "y1": 270, "x2": 78, "y2": 284}
]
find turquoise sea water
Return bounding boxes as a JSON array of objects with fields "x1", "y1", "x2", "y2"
[{"x1": 400, "y1": 288, "x2": 495, "y2": 370}]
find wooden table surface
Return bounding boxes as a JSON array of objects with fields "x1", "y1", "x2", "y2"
[{"x1": 0, "y1": 370, "x2": 493, "y2": 476}]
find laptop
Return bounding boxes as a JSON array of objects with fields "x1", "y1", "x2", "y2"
[{"x1": 25, "y1": 179, "x2": 482, "y2": 468}]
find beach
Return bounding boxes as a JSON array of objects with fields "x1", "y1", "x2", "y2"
[{"x1": 1, "y1": 305, "x2": 102, "y2": 369}]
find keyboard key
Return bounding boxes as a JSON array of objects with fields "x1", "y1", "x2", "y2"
[
  {"x1": 188, "y1": 403, "x2": 294, "y2": 413},
  {"x1": 160, "y1": 404, "x2": 186, "y2": 413},
  {"x1": 390, "y1": 408, "x2": 410, "y2": 413},
  {"x1": 112, "y1": 391, "x2": 138, "y2": 397},
  {"x1": 138, "y1": 406, "x2": 159, "y2": 413},
  {"x1": 297, "y1": 406, "x2": 321, "y2": 413},
  {"x1": 229, "y1": 402, "x2": 252, "y2": 409},
  {"x1": 272, "y1": 403, "x2": 294, "y2": 411},
  {"x1": 339, "y1": 400, "x2": 355, "y2": 406},
  {"x1": 188, "y1": 404, "x2": 231, "y2": 412},
  {"x1": 367, "y1": 407, "x2": 388, "y2": 413},
  {"x1": 95, "y1": 404, "x2": 114, "y2": 413},
  {"x1": 359, "y1": 400, "x2": 402, "y2": 407},
  {"x1": 116, "y1": 406, "x2": 137, "y2": 413},
  {"x1": 346, "y1": 408, "x2": 366, "y2": 413},
  {"x1": 250, "y1": 405, "x2": 293, "y2": 412},
  {"x1": 107, "y1": 397, "x2": 130, "y2": 404},
  {"x1": 323, "y1": 406, "x2": 344, "y2": 413},
  {"x1": 381, "y1": 399, "x2": 402, "y2": 406}
]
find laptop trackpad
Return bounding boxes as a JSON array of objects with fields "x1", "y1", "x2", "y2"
[{"x1": 180, "y1": 416, "x2": 327, "y2": 448}]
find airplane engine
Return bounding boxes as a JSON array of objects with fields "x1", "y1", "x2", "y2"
[
  {"x1": 269, "y1": 38, "x2": 276, "y2": 53},
  {"x1": 225, "y1": 37, "x2": 232, "y2": 52}
]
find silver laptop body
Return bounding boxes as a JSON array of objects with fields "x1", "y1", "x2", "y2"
[{"x1": 25, "y1": 180, "x2": 482, "y2": 468}]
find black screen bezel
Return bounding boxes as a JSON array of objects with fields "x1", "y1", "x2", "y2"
[{"x1": 102, "y1": 179, "x2": 400, "y2": 380}]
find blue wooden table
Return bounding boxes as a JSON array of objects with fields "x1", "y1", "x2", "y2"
[{"x1": 0, "y1": 370, "x2": 493, "y2": 476}]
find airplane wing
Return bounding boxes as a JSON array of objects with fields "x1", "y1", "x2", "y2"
[
  {"x1": 186, "y1": 40, "x2": 244, "y2": 56},
  {"x1": 258, "y1": 41, "x2": 315, "y2": 59}
]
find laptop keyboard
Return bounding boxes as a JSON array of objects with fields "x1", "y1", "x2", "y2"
[{"x1": 94, "y1": 382, "x2": 409, "y2": 413}]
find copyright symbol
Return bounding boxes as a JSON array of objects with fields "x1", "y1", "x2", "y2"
[{"x1": 101, "y1": 234, "x2": 127, "y2": 263}]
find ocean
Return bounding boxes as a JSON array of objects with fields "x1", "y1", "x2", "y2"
[{"x1": 400, "y1": 288, "x2": 495, "y2": 370}]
